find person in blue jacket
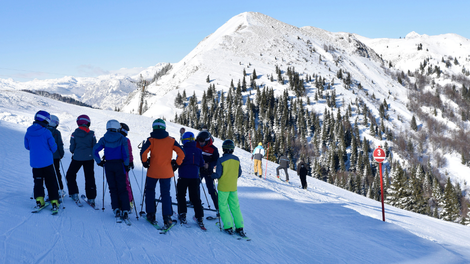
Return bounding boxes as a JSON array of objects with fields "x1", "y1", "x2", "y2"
[
  {"x1": 93, "y1": 120, "x2": 131, "y2": 220},
  {"x1": 176, "y1": 131, "x2": 205, "y2": 227},
  {"x1": 24, "y1": 110, "x2": 60, "y2": 211}
]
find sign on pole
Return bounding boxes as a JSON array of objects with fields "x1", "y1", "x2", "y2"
[{"x1": 373, "y1": 146, "x2": 386, "y2": 222}]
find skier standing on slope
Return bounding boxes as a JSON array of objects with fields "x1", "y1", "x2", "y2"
[
  {"x1": 66, "y1": 114, "x2": 97, "y2": 205},
  {"x1": 276, "y1": 153, "x2": 290, "y2": 182},
  {"x1": 25, "y1": 110, "x2": 60, "y2": 211},
  {"x1": 93, "y1": 120, "x2": 131, "y2": 219},
  {"x1": 176, "y1": 131, "x2": 205, "y2": 227},
  {"x1": 297, "y1": 160, "x2": 308, "y2": 189},
  {"x1": 141, "y1": 119, "x2": 185, "y2": 228},
  {"x1": 211, "y1": 139, "x2": 246, "y2": 236},
  {"x1": 120, "y1": 123, "x2": 135, "y2": 210},
  {"x1": 251, "y1": 142, "x2": 265, "y2": 178},
  {"x1": 196, "y1": 131, "x2": 219, "y2": 212},
  {"x1": 47, "y1": 115, "x2": 65, "y2": 195}
]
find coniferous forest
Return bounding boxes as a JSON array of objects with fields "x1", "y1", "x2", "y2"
[{"x1": 174, "y1": 65, "x2": 470, "y2": 225}]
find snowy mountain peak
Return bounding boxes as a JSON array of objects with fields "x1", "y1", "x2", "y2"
[{"x1": 405, "y1": 31, "x2": 424, "y2": 39}]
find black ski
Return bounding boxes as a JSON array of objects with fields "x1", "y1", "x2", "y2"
[
  {"x1": 31, "y1": 202, "x2": 50, "y2": 213},
  {"x1": 206, "y1": 215, "x2": 219, "y2": 220}
]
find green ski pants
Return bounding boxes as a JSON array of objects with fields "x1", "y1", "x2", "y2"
[{"x1": 218, "y1": 190, "x2": 244, "y2": 229}]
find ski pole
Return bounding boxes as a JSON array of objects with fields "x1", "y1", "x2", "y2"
[
  {"x1": 60, "y1": 160, "x2": 69, "y2": 197},
  {"x1": 139, "y1": 175, "x2": 147, "y2": 216},
  {"x1": 102, "y1": 164, "x2": 106, "y2": 211},
  {"x1": 200, "y1": 177, "x2": 211, "y2": 210},
  {"x1": 131, "y1": 169, "x2": 143, "y2": 196},
  {"x1": 128, "y1": 170, "x2": 139, "y2": 220},
  {"x1": 52, "y1": 162, "x2": 65, "y2": 209},
  {"x1": 213, "y1": 185, "x2": 222, "y2": 231}
]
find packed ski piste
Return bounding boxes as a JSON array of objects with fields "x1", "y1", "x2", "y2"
[{"x1": 4, "y1": 101, "x2": 470, "y2": 263}]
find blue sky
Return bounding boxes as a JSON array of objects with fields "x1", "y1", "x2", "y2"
[{"x1": 1, "y1": 0, "x2": 469, "y2": 82}]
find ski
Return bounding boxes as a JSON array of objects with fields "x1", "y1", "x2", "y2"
[
  {"x1": 51, "y1": 205, "x2": 59, "y2": 215},
  {"x1": 81, "y1": 195, "x2": 99, "y2": 210},
  {"x1": 159, "y1": 222, "x2": 176, "y2": 234},
  {"x1": 72, "y1": 196, "x2": 83, "y2": 207},
  {"x1": 193, "y1": 216, "x2": 207, "y2": 231},
  {"x1": 143, "y1": 215, "x2": 162, "y2": 230},
  {"x1": 206, "y1": 216, "x2": 219, "y2": 221},
  {"x1": 122, "y1": 218, "x2": 132, "y2": 226},
  {"x1": 31, "y1": 202, "x2": 50, "y2": 213},
  {"x1": 216, "y1": 222, "x2": 250, "y2": 241}
]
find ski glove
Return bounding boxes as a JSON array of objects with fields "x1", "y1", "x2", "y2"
[
  {"x1": 97, "y1": 160, "x2": 106, "y2": 167},
  {"x1": 171, "y1": 159, "x2": 179, "y2": 172},
  {"x1": 124, "y1": 165, "x2": 131, "y2": 172},
  {"x1": 143, "y1": 160, "x2": 150, "y2": 168}
]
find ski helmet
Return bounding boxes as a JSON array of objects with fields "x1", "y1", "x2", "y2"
[
  {"x1": 196, "y1": 131, "x2": 211, "y2": 143},
  {"x1": 34, "y1": 110, "x2": 50, "y2": 125},
  {"x1": 77, "y1": 114, "x2": 91, "y2": 127},
  {"x1": 120, "y1": 122, "x2": 129, "y2": 136},
  {"x1": 182, "y1": 131, "x2": 195, "y2": 145},
  {"x1": 49, "y1": 115, "x2": 59, "y2": 127},
  {"x1": 222, "y1": 139, "x2": 235, "y2": 154},
  {"x1": 106, "y1": 119, "x2": 121, "y2": 131},
  {"x1": 258, "y1": 142, "x2": 262, "y2": 146},
  {"x1": 152, "y1": 118, "x2": 166, "y2": 130}
]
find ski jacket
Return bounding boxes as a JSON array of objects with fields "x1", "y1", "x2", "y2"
[
  {"x1": 70, "y1": 126, "x2": 96, "y2": 161},
  {"x1": 140, "y1": 130, "x2": 185, "y2": 179},
  {"x1": 196, "y1": 138, "x2": 219, "y2": 176},
  {"x1": 178, "y1": 141, "x2": 205, "y2": 179},
  {"x1": 252, "y1": 146, "x2": 265, "y2": 160},
  {"x1": 48, "y1": 126, "x2": 64, "y2": 160},
  {"x1": 297, "y1": 161, "x2": 308, "y2": 176},
  {"x1": 211, "y1": 153, "x2": 242, "y2": 192},
  {"x1": 24, "y1": 122, "x2": 57, "y2": 168},
  {"x1": 93, "y1": 131, "x2": 130, "y2": 166},
  {"x1": 278, "y1": 155, "x2": 289, "y2": 168}
]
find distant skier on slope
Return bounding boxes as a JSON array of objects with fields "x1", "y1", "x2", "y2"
[
  {"x1": 66, "y1": 114, "x2": 97, "y2": 205},
  {"x1": 47, "y1": 115, "x2": 65, "y2": 196},
  {"x1": 297, "y1": 160, "x2": 308, "y2": 189},
  {"x1": 176, "y1": 131, "x2": 205, "y2": 227},
  {"x1": 140, "y1": 119, "x2": 185, "y2": 228},
  {"x1": 251, "y1": 143, "x2": 265, "y2": 178},
  {"x1": 25, "y1": 110, "x2": 60, "y2": 211},
  {"x1": 120, "y1": 123, "x2": 135, "y2": 210},
  {"x1": 211, "y1": 139, "x2": 246, "y2": 237},
  {"x1": 93, "y1": 120, "x2": 131, "y2": 220},
  {"x1": 196, "y1": 131, "x2": 220, "y2": 212},
  {"x1": 276, "y1": 153, "x2": 290, "y2": 182}
]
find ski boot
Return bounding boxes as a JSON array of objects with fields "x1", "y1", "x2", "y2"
[
  {"x1": 88, "y1": 199, "x2": 95, "y2": 207},
  {"x1": 35, "y1": 197, "x2": 45, "y2": 208},
  {"x1": 146, "y1": 213, "x2": 157, "y2": 225},
  {"x1": 71, "y1": 193, "x2": 79, "y2": 202},
  {"x1": 114, "y1": 208, "x2": 121, "y2": 217},
  {"x1": 178, "y1": 213, "x2": 187, "y2": 224},
  {"x1": 235, "y1": 228, "x2": 246, "y2": 237},
  {"x1": 122, "y1": 210, "x2": 129, "y2": 220},
  {"x1": 196, "y1": 217, "x2": 204, "y2": 228},
  {"x1": 224, "y1": 227, "x2": 234, "y2": 235},
  {"x1": 163, "y1": 215, "x2": 174, "y2": 229}
]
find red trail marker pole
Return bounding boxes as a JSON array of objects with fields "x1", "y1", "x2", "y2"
[{"x1": 373, "y1": 146, "x2": 386, "y2": 222}]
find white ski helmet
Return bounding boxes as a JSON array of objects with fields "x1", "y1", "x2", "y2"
[
  {"x1": 49, "y1": 115, "x2": 59, "y2": 127},
  {"x1": 106, "y1": 119, "x2": 121, "y2": 131}
]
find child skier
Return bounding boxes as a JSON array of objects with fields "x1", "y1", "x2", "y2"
[
  {"x1": 176, "y1": 131, "x2": 205, "y2": 227},
  {"x1": 120, "y1": 123, "x2": 134, "y2": 210},
  {"x1": 66, "y1": 114, "x2": 97, "y2": 205},
  {"x1": 211, "y1": 139, "x2": 245, "y2": 236},
  {"x1": 48, "y1": 115, "x2": 65, "y2": 195},
  {"x1": 196, "y1": 131, "x2": 219, "y2": 212},
  {"x1": 93, "y1": 120, "x2": 131, "y2": 220},
  {"x1": 25, "y1": 110, "x2": 60, "y2": 211},
  {"x1": 140, "y1": 119, "x2": 185, "y2": 228}
]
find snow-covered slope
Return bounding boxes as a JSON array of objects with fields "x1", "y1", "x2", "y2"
[
  {"x1": 1, "y1": 79, "x2": 470, "y2": 263},
  {"x1": 0, "y1": 63, "x2": 170, "y2": 111}
]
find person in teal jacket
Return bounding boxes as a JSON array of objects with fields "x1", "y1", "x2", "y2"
[{"x1": 211, "y1": 139, "x2": 245, "y2": 237}]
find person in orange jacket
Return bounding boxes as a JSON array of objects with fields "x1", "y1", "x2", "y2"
[{"x1": 140, "y1": 119, "x2": 185, "y2": 228}]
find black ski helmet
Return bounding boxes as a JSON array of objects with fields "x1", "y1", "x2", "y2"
[
  {"x1": 196, "y1": 131, "x2": 211, "y2": 143},
  {"x1": 222, "y1": 139, "x2": 235, "y2": 154},
  {"x1": 120, "y1": 122, "x2": 129, "y2": 136}
]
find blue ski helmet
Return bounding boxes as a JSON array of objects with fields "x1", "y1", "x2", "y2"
[
  {"x1": 34, "y1": 110, "x2": 50, "y2": 125},
  {"x1": 182, "y1": 131, "x2": 195, "y2": 145}
]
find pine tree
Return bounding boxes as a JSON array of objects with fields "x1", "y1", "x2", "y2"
[
  {"x1": 410, "y1": 115, "x2": 418, "y2": 131},
  {"x1": 441, "y1": 177, "x2": 460, "y2": 222}
]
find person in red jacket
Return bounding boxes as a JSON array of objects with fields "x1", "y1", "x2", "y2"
[
  {"x1": 196, "y1": 131, "x2": 219, "y2": 212},
  {"x1": 141, "y1": 119, "x2": 185, "y2": 228}
]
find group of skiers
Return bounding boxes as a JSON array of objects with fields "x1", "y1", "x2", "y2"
[
  {"x1": 24, "y1": 110, "x2": 246, "y2": 236},
  {"x1": 251, "y1": 143, "x2": 308, "y2": 189}
]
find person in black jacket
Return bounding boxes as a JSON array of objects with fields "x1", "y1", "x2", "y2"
[
  {"x1": 297, "y1": 160, "x2": 308, "y2": 189},
  {"x1": 48, "y1": 115, "x2": 65, "y2": 194}
]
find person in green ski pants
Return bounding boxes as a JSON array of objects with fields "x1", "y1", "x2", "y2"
[{"x1": 211, "y1": 139, "x2": 246, "y2": 237}]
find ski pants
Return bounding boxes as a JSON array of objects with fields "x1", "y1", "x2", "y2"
[
  {"x1": 125, "y1": 172, "x2": 134, "y2": 203},
  {"x1": 218, "y1": 191, "x2": 244, "y2": 229},
  {"x1": 276, "y1": 166, "x2": 289, "y2": 181},
  {"x1": 254, "y1": 159, "x2": 262, "y2": 175},
  {"x1": 177, "y1": 177, "x2": 204, "y2": 219},
  {"x1": 53, "y1": 159, "x2": 64, "y2": 190},
  {"x1": 145, "y1": 177, "x2": 173, "y2": 217},
  {"x1": 66, "y1": 159, "x2": 96, "y2": 199},
  {"x1": 33, "y1": 164, "x2": 59, "y2": 201},
  {"x1": 105, "y1": 160, "x2": 130, "y2": 211},
  {"x1": 299, "y1": 173, "x2": 307, "y2": 189},
  {"x1": 201, "y1": 174, "x2": 218, "y2": 210}
]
